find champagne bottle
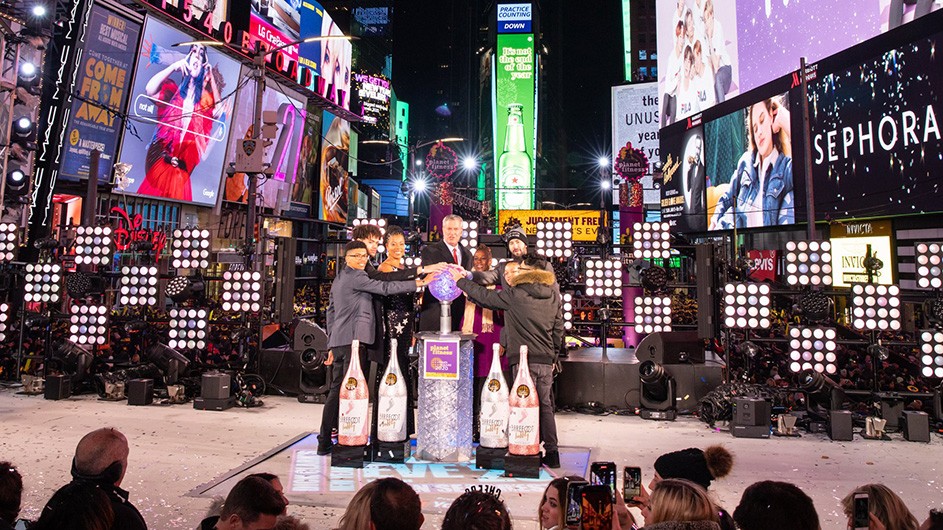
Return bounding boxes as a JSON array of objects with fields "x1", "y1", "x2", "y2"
[
  {"x1": 498, "y1": 103, "x2": 533, "y2": 210},
  {"x1": 338, "y1": 339, "x2": 369, "y2": 446},
  {"x1": 377, "y1": 339, "x2": 409, "y2": 442},
  {"x1": 479, "y1": 343, "x2": 510, "y2": 448},
  {"x1": 508, "y1": 345, "x2": 540, "y2": 455}
]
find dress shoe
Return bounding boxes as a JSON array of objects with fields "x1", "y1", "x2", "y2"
[
  {"x1": 543, "y1": 449, "x2": 560, "y2": 469},
  {"x1": 317, "y1": 444, "x2": 333, "y2": 456}
]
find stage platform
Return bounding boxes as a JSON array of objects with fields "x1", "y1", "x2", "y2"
[{"x1": 1, "y1": 388, "x2": 941, "y2": 528}]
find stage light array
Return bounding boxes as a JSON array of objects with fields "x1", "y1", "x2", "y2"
[
  {"x1": 536, "y1": 221, "x2": 573, "y2": 258},
  {"x1": 0, "y1": 223, "x2": 17, "y2": 262},
  {"x1": 917, "y1": 330, "x2": 943, "y2": 378},
  {"x1": 788, "y1": 326, "x2": 838, "y2": 375},
  {"x1": 632, "y1": 222, "x2": 671, "y2": 260},
  {"x1": 171, "y1": 228, "x2": 211, "y2": 269},
  {"x1": 461, "y1": 220, "x2": 479, "y2": 250},
  {"x1": 222, "y1": 270, "x2": 263, "y2": 312},
  {"x1": 74, "y1": 226, "x2": 114, "y2": 266},
  {"x1": 915, "y1": 242, "x2": 943, "y2": 289},
  {"x1": 849, "y1": 283, "x2": 901, "y2": 331},
  {"x1": 119, "y1": 266, "x2": 159, "y2": 306},
  {"x1": 404, "y1": 256, "x2": 421, "y2": 267},
  {"x1": 69, "y1": 304, "x2": 109, "y2": 346},
  {"x1": 785, "y1": 240, "x2": 832, "y2": 287},
  {"x1": 722, "y1": 282, "x2": 772, "y2": 329},
  {"x1": 562, "y1": 293, "x2": 573, "y2": 330},
  {"x1": 583, "y1": 258, "x2": 623, "y2": 298},
  {"x1": 634, "y1": 295, "x2": 672, "y2": 333},
  {"x1": 168, "y1": 308, "x2": 208, "y2": 351},
  {"x1": 0, "y1": 303, "x2": 8, "y2": 342},
  {"x1": 24, "y1": 263, "x2": 62, "y2": 303},
  {"x1": 353, "y1": 218, "x2": 387, "y2": 252}
]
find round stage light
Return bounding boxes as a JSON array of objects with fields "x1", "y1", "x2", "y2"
[
  {"x1": 784, "y1": 240, "x2": 832, "y2": 287},
  {"x1": 632, "y1": 222, "x2": 671, "y2": 260},
  {"x1": 0, "y1": 302, "x2": 9, "y2": 342},
  {"x1": 461, "y1": 220, "x2": 479, "y2": 250},
  {"x1": 221, "y1": 270, "x2": 263, "y2": 312},
  {"x1": 850, "y1": 283, "x2": 901, "y2": 331},
  {"x1": 353, "y1": 218, "x2": 388, "y2": 253},
  {"x1": 0, "y1": 223, "x2": 17, "y2": 263},
  {"x1": 562, "y1": 292, "x2": 574, "y2": 330},
  {"x1": 788, "y1": 326, "x2": 837, "y2": 374},
  {"x1": 119, "y1": 266, "x2": 159, "y2": 306},
  {"x1": 69, "y1": 304, "x2": 109, "y2": 346},
  {"x1": 168, "y1": 307, "x2": 208, "y2": 351},
  {"x1": 24, "y1": 262, "x2": 62, "y2": 303},
  {"x1": 74, "y1": 225, "x2": 114, "y2": 266},
  {"x1": 917, "y1": 329, "x2": 943, "y2": 379},
  {"x1": 633, "y1": 295, "x2": 672, "y2": 334},
  {"x1": 583, "y1": 258, "x2": 623, "y2": 298},
  {"x1": 722, "y1": 282, "x2": 772, "y2": 329},
  {"x1": 171, "y1": 228, "x2": 211, "y2": 269},
  {"x1": 915, "y1": 242, "x2": 943, "y2": 289},
  {"x1": 537, "y1": 221, "x2": 573, "y2": 258}
]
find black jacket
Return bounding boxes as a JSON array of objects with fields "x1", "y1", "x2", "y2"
[
  {"x1": 362, "y1": 261, "x2": 419, "y2": 363},
  {"x1": 418, "y1": 241, "x2": 472, "y2": 332},
  {"x1": 457, "y1": 268, "x2": 562, "y2": 366}
]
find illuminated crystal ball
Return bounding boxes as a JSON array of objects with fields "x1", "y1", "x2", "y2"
[{"x1": 428, "y1": 271, "x2": 462, "y2": 303}]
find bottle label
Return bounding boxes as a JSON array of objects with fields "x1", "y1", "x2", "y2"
[
  {"x1": 338, "y1": 398, "x2": 369, "y2": 444},
  {"x1": 508, "y1": 404, "x2": 540, "y2": 455},
  {"x1": 377, "y1": 395, "x2": 408, "y2": 442},
  {"x1": 487, "y1": 378, "x2": 502, "y2": 392}
]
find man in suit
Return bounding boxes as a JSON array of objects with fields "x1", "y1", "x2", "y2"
[
  {"x1": 684, "y1": 134, "x2": 707, "y2": 231},
  {"x1": 418, "y1": 214, "x2": 473, "y2": 332},
  {"x1": 318, "y1": 241, "x2": 428, "y2": 455}
]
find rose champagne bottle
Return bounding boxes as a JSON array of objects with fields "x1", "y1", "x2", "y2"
[
  {"x1": 377, "y1": 339, "x2": 409, "y2": 442},
  {"x1": 480, "y1": 343, "x2": 510, "y2": 448},
  {"x1": 338, "y1": 339, "x2": 370, "y2": 446},
  {"x1": 507, "y1": 345, "x2": 540, "y2": 455}
]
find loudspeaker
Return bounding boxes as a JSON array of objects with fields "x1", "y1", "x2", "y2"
[
  {"x1": 44, "y1": 374, "x2": 71, "y2": 400},
  {"x1": 635, "y1": 332, "x2": 706, "y2": 364},
  {"x1": 293, "y1": 318, "x2": 329, "y2": 352},
  {"x1": 879, "y1": 396, "x2": 905, "y2": 432},
  {"x1": 259, "y1": 349, "x2": 302, "y2": 395},
  {"x1": 261, "y1": 324, "x2": 291, "y2": 349},
  {"x1": 696, "y1": 243, "x2": 720, "y2": 340},
  {"x1": 901, "y1": 411, "x2": 930, "y2": 443},
  {"x1": 733, "y1": 398, "x2": 771, "y2": 427},
  {"x1": 828, "y1": 410, "x2": 854, "y2": 441},
  {"x1": 127, "y1": 379, "x2": 154, "y2": 406},
  {"x1": 273, "y1": 237, "x2": 297, "y2": 322},
  {"x1": 201, "y1": 372, "x2": 231, "y2": 400}
]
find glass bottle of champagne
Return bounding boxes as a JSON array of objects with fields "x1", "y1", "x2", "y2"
[
  {"x1": 338, "y1": 339, "x2": 370, "y2": 446},
  {"x1": 377, "y1": 339, "x2": 408, "y2": 442},
  {"x1": 508, "y1": 345, "x2": 540, "y2": 455},
  {"x1": 498, "y1": 103, "x2": 532, "y2": 210},
  {"x1": 479, "y1": 343, "x2": 510, "y2": 449}
]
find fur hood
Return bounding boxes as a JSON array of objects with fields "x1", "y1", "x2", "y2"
[
  {"x1": 642, "y1": 521, "x2": 722, "y2": 530},
  {"x1": 509, "y1": 268, "x2": 556, "y2": 288}
]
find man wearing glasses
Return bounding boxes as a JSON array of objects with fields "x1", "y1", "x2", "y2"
[{"x1": 318, "y1": 241, "x2": 430, "y2": 455}]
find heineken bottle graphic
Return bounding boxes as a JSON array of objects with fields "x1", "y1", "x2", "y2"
[
  {"x1": 499, "y1": 103, "x2": 532, "y2": 210},
  {"x1": 479, "y1": 343, "x2": 510, "y2": 449},
  {"x1": 377, "y1": 339, "x2": 409, "y2": 442}
]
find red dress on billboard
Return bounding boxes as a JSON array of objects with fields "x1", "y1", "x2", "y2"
[{"x1": 140, "y1": 78, "x2": 215, "y2": 201}]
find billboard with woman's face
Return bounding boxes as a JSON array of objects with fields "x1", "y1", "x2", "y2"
[
  {"x1": 318, "y1": 111, "x2": 350, "y2": 223},
  {"x1": 117, "y1": 16, "x2": 241, "y2": 206}
]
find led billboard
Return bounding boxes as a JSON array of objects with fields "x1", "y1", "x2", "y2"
[
  {"x1": 318, "y1": 111, "x2": 350, "y2": 223},
  {"x1": 493, "y1": 33, "x2": 536, "y2": 211}
]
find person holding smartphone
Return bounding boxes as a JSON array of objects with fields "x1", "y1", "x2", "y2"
[
  {"x1": 539, "y1": 476, "x2": 586, "y2": 530},
  {"x1": 841, "y1": 484, "x2": 920, "y2": 530}
]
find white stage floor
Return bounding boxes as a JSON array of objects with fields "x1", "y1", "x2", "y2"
[{"x1": 1, "y1": 388, "x2": 940, "y2": 528}]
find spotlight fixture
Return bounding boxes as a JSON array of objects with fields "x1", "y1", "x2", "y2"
[
  {"x1": 561, "y1": 292, "x2": 574, "y2": 330},
  {"x1": 788, "y1": 326, "x2": 838, "y2": 374},
  {"x1": 536, "y1": 221, "x2": 573, "y2": 259},
  {"x1": 119, "y1": 266, "x2": 159, "y2": 306},
  {"x1": 634, "y1": 295, "x2": 672, "y2": 334},
  {"x1": 168, "y1": 307, "x2": 208, "y2": 351},
  {"x1": 583, "y1": 258, "x2": 623, "y2": 298},
  {"x1": 74, "y1": 226, "x2": 114, "y2": 266},
  {"x1": 915, "y1": 242, "x2": 943, "y2": 289},
  {"x1": 461, "y1": 220, "x2": 479, "y2": 250},
  {"x1": 797, "y1": 369, "x2": 845, "y2": 413},
  {"x1": 54, "y1": 341, "x2": 93, "y2": 383},
  {"x1": 171, "y1": 228, "x2": 211, "y2": 269},
  {"x1": 639, "y1": 265, "x2": 669, "y2": 293},
  {"x1": 722, "y1": 282, "x2": 772, "y2": 329},
  {"x1": 639, "y1": 360, "x2": 677, "y2": 420},
  {"x1": 0, "y1": 302, "x2": 9, "y2": 342},
  {"x1": 737, "y1": 341, "x2": 761, "y2": 358},
  {"x1": 925, "y1": 297, "x2": 943, "y2": 326},
  {"x1": 849, "y1": 283, "x2": 901, "y2": 331},
  {"x1": 165, "y1": 276, "x2": 205, "y2": 304},
  {"x1": 917, "y1": 330, "x2": 943, "y2": 378},
  {"x1": 144, "y1": 343, "x2": 190, "y2": 385},
  {"x1": 404, "y1": 256, "x2": 422, "y2": 267},
  {"x1": 69, "y1": 304, "x2": 109, "y2": 346},
  {"x1": 784, "y1": 240, "x2": 832, "y2": 287},
  {"x1": 797, "y1": 290, "x2": 832, "y2": 323},
  {"x1": 222, "y1": 270, "x2": 263, "y2": 312},
  {"x1": 632, "y1": 222, "x2": 671, "y2": 260},
  {"x1": 66, "y1": 272, "x2": 106, "y2": 299},
  {"x1": 353, "y1": 218, "x2": 387, "y2": 253},
  {"x1": 24, "y1": 263, "x2": 62, "y2": 303},
  {"x1": 0, "y1": 223, "x2": 17, "y2": 262}
]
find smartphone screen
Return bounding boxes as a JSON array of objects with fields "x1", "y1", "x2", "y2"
[
  {"x1": 565, "y1": 480, "x2": 588, "y2": 527},
  {"x1": 580, "y1": 485, "x2": 614, "y2": 530},
  {"x1": 590, "y1": 462, "x2": 617, "y2": 500},
  {"x1": 623, "y1": 466, "x2": 642, "y2": 500},
  {"x1": 853, "y1": 494, "x2": 870, "y2": 529}
]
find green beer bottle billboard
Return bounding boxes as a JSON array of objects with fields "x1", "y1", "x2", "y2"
[{"x1": 499, "y1": 103, "x2": 532, "y2": 210}]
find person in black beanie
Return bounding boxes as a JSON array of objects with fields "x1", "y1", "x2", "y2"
[{"x1": 471, "y1": 224, "x2": 553, "y2": 289}]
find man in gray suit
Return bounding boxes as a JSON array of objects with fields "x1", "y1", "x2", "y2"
[{"x1": 318, "y1": 241, "x2": 428, "y2": 455}]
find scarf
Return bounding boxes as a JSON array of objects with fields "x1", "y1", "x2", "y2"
[{"x1": 462, "y1": 285, "x2": 494, "y2": 334}]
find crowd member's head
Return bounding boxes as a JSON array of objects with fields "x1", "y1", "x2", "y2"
[
  {"x1": 651, "y1": 445, "x2": 733, "y2": 492},
  {"x1": 504, "y1": 225, "x2": 528, "y2": 258},
  {"x1": 442, "y1": 490, "x2": 512, "y2": 530},
  {"x1": 337, "y1": 481, "x2": 378, "y2": 530},
  {"x1": 920, "y1": 509, "x2": 943, "y2": 530},
  {"x1": 842, "y1": 484, "x2": 919, "y2": 530},
  {"x1": 72, "y1": 427, "x2": 130, "y2": 487},
  {"x1": 33, "y1": 481, "x2": 115, "y2": 530},
  {"x1": 0, "y1": 462, "x2": 23, "y2": 526},
  {"x1": 344, "y1": 241, "x2": 370, "y2": 271},
  {"x1": 384, "y1": 225, "x2": 406, "y2": 262},
  {"x1": 352, "y1": 224, "x2": 383, "y2": 258},
  {"x1": 216, "y1": 476, "x2": 287, "y2": 530},
  {"x1": 733, "y1": 481, "x2": 820, "y2": 530},
  {"x1": 521, "y1": 253, "x2": 549, "y2": 272},
  {"x1": 538, "y1": 476, "x2": 583, "y2": 530},
  {"x1": 502, "y1": 258, "x2": 522, "y2": 287},
  {"x1": 648, "y1": 478, "x2": 720, "y2": 526},
  {"x1": 748, "y1": 96, "x2": 791, "y2": 159},
  {"x1": 370, "y1": 478, "x2": 423, "y2": 530},
  {"x1": 274, "y1": 515, "x2": 310, "y2": 530},
  {"x1": 442, "y1": 214, "x2": 464, "y2": 247},
  {"x1": 247, "y1": 472, "x2": 288, "y2": 514},
  {"x1": 473, "y1": 246, "x2": 493, "y2": 273}
]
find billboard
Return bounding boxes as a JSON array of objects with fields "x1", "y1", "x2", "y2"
[
  {"x1": 497, "y1": 209, "x2": 603, "y2": 242},
  {"x1": 352, "y1": 6, "x2": 391, "y2": 37},
  {"x1": 116, "y1": 16, "x2": 241, "y2": 207},
  {"x1": 289, "y1": 104, "x2": 322, "y2": 214},
  {"x1": 222, "y1": 69, "x2": 307, "y2": 213},
  {"x1": 611, "y1": 83, "x2": 660, "y2": 204},
  {"x1": 318, "y1": 111, "x2": 350, "y2": 223},
  {"x1": 497, "y1": 3, "x2": 532, "y2": 33},
  {"x1": 493, "y1": 33, "x2": 536, "y2": 211},
  {"x1": 61, "y1": 5, "x2": 141, "y2": 183},
  {"x1": 311, "y1": 11, "x2": 352, "y2": 110},
  {"x1": 660, "y1": 124, "x2": 706, "y2": 233},
  {"x1": 830, "y1": 221, "x2": 894, "y2": 287}
]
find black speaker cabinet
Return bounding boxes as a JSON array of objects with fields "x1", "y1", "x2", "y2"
[
  {"x1": 879, "y1": 396, "x2": 905, "y2": 432},
  {"x1": 635, "y1": 331, "x2": 706, "y2": 364},
  {"x1": 259, "y1": 349, "x2": 302, "y2": 395},
  {"x1": 127, "y1": 379, "x2": 154, "y2": 406},
  {"x1": 293, "y1": 318, "x2": 329, "y2": 352},
  {"x1": 44, "y1": 374, "x2": 71, "y2": 400},
  {"x1": 731, "y1": 398, "x2": 771, "y2": 438},
  {"x1": 902, "y1": 411, "x2": 930, "y2": 443},
  {"x1": 201, "y1": 372, "x2": 231, "y2": 400},
  {"x1": 828, "y1": 410, "x2": 854, "y2": 441}
]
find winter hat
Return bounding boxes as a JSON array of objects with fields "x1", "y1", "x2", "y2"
[
  {"x1": 653, "y1": 445, "x2": 733, "y2": 490},
  {"x1": 504, "y1": 225, "x2": 528, "y2": 247}
]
